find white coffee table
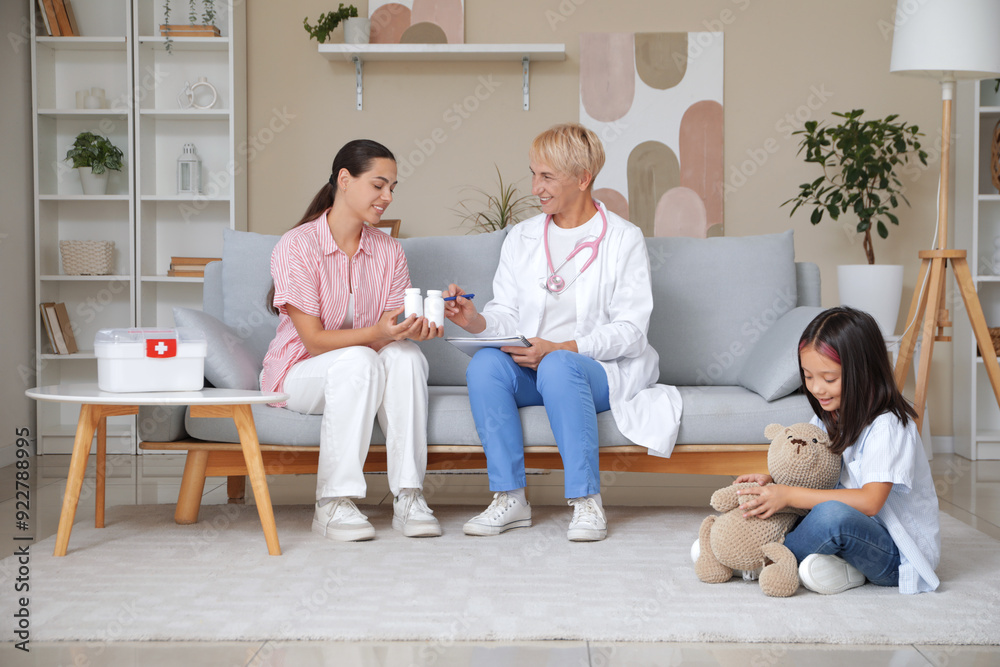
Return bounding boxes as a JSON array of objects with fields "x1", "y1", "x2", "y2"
[{"x1": 26, "y1": 384, "x2": 288, "y2": 557}]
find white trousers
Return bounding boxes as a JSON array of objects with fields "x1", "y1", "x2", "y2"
[{"x1": 282, "y1": 340, "x2": 429, "y2": 499}]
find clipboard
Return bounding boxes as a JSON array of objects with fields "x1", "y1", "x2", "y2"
[{"x1": 446, "y1": 335, "x2": 531, "y2": 357}]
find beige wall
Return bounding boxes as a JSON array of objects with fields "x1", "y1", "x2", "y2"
[
  {"x1": 247, "y1": 0, "x2": 953, "y2": 436},
  {"x1": 2, "y1": 0, "x2": 37, "y2": 464}
]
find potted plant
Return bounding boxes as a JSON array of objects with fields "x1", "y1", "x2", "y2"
[
  {"x1": 783, "y1": 109, "x2": 928, "y2": 336},
  {"x1": 304, "y1": 4, "x2": 359, "y2": 44},
  {"x1": 65, "y1": 131, "x2": 124, "y2": 195},
  {"x1": 162, "y1": 0, "x2": 219, "y2": 53},
  {"x1": 452, "y1": 165, "x2": 539, "y2": 233}
]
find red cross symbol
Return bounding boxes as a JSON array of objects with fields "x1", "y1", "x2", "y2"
[{"x1": 146, "y1": 339, "x2": 177, "y2": 358}]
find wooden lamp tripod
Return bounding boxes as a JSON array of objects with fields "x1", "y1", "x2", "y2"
[{"x1": 889, "y1": 0, "x2": 1000, "y2": 432}]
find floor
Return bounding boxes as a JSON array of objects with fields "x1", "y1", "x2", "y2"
[{"x1": 1, "y1": 452, "x2": 998, "y2": 666}]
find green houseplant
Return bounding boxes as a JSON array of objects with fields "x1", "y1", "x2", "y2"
[
  {"x1": 162, "y1": 0, "x2": 218, "y2": 54},
  {"x1": 784, "y1": 108, "x2": 928, "y2": 265},
  {"x1": 304, "y1": 4, "x2": 359, "y2": 44},
  {"x1": 452, "y1": 166, "x2": 540, "y2": 233},
  {"x1": 784, "y1": 109, "x2": 928, "y2": 337},
  {"x1": 65, "y1": 131, "x2": 124, "y2": 195}
]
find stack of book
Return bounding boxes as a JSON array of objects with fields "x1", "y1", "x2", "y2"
[
  {"x1": 167, "y1": 256, "x2": 221, "y2": 278},
  {"x1": 36, "y1": 0, "x2": 79, "y2": 36},
  {"x1": 40, "y1": 302, "x2": 78, "y2": 355}
]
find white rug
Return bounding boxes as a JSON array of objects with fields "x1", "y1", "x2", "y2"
[{"x1": 3, "y1": 504, "x2": 998, "y2": 644}]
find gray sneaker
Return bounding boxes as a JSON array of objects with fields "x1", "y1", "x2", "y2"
[
  {"x1": 392, "y1": 489, "x2": 442, "y2": 537},
  {"x1": 567, "y1": 497, "x2": 607, "y2": 541},
  {"x1": 798, "y1": 553, "x2": 866, "y2": 594},
  {"x1": 312, "y1": 498, "x2": 375, "y2": 542},
  {"x1": 463, "y1": 492, "x2": 532, "y2": 536}
]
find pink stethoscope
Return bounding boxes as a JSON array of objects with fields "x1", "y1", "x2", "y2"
[{"x1": 543, "y1": 201, "x2": 608, "y2": 293}]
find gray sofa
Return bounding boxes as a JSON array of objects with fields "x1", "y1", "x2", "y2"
[{"x1": 140, "y1": 227, "x2": 822, "y2": 456}]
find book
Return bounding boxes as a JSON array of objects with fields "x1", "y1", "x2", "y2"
[
  {"x1": 53, "y1": 302, "x2": 78, "y2": 354},
  {"x1": 40, "y1": 303, "x2": 67, "y2": 354},
  {"x1": 50, "y1": 0, "x2": 74, "y2": 36},
  {"x1": 170, "y1": 256, "x2": 220, "y2": 265},
  {"x1": 63, "y1": 0, "x2": 79, "y2": 35},
  {"x1": 167, "y1": 270, "x2": 205, "y2": 277},
  {"x1": 39, "y1": 303, "x2": 60, "y2": 353},
  {"x1": 445, "y1": 335, "x2": 532, "y2": 357},
  {"x1": 37, "y1": 0, "x2": 59, "y2": 36},
  {"x1": 170, "y1": 263, "x2": 215, "y2": 272}
]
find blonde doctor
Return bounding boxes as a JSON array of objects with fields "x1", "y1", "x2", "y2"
[{"x1": 445, "y1": 123, "x2": 682, "y2": 541}]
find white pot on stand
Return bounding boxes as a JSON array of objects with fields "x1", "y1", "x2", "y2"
[
  {"x1": 78, "y1": 167, "x2": 109, "y2": 196},
  {"x1": 837, "y1": 264, "x2": 905, "y2": 337}
]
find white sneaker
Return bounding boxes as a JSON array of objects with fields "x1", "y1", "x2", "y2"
[
  {"x1": 690, "y1": 538, "x2": 760, "y2": 580},
  {"x1": 463, "y1": 492, "x2": 532, "y2": 536},
  {"x1": 567, "y1": 497, "x2": 607, "y2": 541},
  {"x1": 392, "y1": 489, "x2": 442, "y2": 537},
  {"x1": 312, "y1": 498, "x2": 375, "y2": 542},
  {"x1": 798, "y1": 553, "x2": 866, "y2": 594}
]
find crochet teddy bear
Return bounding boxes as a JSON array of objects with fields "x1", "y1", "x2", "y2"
[{"x1": 694, "y1": 422, "x2": 842, "y2": 597}]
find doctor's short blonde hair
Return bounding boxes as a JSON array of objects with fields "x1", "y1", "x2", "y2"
[{"x1": 529, "y1": 123, "x2": 605, "y2": 184}]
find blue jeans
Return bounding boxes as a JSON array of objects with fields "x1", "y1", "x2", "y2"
[
  {"x1": 784, "y1": 500, "x2": 901, "y2": 587},
  {"x1": 466, "y1": 348, "x2": 611, "y2": 498}
]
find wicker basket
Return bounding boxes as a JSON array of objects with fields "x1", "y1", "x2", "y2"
[
  {"x1": 59, "y1": 240, "x2": 114, "y2": 276},
  {"x1": 977, "y1": 327, "x2": 1000, "y2": 357}
]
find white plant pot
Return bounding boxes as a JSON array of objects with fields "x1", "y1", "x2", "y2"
[
  {"x1": 837, "y1": 264, "x2": 905, "y2": 338},
  {"x1": 78, "y1": 167, "x2": 109, "y2": 196},
  {"x1": 344, "y1": 17, "x2": 371, "y2": 44}
]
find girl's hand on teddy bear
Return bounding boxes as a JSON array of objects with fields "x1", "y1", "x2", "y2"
[
  {"x1": 738, "y1": 484, "x2": 789, "y2": 519},
  {"x1": 734, "y1": 473, "x2": 772, "y2": 486}
]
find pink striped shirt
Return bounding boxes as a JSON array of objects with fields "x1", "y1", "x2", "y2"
[{"x1": 260, "y1": 212, "x2": 410, "y2": 406}]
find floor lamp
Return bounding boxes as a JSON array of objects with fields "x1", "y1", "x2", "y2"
[{"x1": 890, "y1": 0, "x2": 1000, "y2": 432}]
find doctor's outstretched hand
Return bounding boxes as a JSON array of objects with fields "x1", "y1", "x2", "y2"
[{"x1": 444, "y1": 283, "x2": 485, "y2": 333}]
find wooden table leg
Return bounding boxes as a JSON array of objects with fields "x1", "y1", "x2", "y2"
[
  {"x1": 175, "y1": 449, "x2": 210, "y2": 525},
  {"x1": 231, "y1": 404, "x2": 281, "y2": 555},
  {"x1": 96, "y1": 415, "x2": 106, "y2": 529},
  {"x1": 54, "y1": 404, "x2": 99, "y2": 557}
]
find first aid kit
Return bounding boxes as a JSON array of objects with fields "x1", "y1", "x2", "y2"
[{"x1": 95, "y1": 328, "x2": 207, "y2": 392}]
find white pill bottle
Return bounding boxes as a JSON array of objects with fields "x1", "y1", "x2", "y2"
[
  {"x1": 404, "y1": 288, "x2": 423, "y2": 318},
  {"x1": 424, "y1": 289, "x2": 445, "y2": 327}
]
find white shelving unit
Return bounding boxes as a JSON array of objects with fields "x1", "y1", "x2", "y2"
[
  {"x1": 318, "y1": 43, "x2": 566, "y2": 111},
  {"x1": 30, "y1": 0, "x2": 246, "y2": 454},
  {"x1": 954, "y1": 79, "x2": 1000, "y2": 460}
]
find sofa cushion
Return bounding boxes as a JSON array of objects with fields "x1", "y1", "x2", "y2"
[
  {"x1": 401, "y1": 229, "x2": 507, "y2": 386},
  {"x1": 646, "y1": 230, "x2": 797, "y2": 386},
  {"x1": 674, "y1": 385, "x2": 814, "y2": 444},
  {"x1": 173, "y1": 307, "x2": 260, "y2": 391},
  {"x1": 737, "y1": 306, "x2": 825, "y2": 401},
  {"x1": 221, "y1": 228, "x2": 281, "y2": 369}
]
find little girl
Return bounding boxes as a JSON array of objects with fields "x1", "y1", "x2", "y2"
[{"x1": 735, "y1": 307, "x2": 940, "y2": 594}]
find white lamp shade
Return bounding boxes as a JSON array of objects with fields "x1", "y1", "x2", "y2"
[{"x1": 890, "y1": 0, "x2": 1000, "y2": 80}]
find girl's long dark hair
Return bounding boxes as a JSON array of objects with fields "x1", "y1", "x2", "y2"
[
  {"x1": 799, "y1": 306, "x2": 917, "y2": 455},
  {"x1": 267, "y1": 140, "x2": 396, "y2": 314}
]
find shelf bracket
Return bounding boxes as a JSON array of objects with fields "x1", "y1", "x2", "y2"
[
  {"x1": 522, "y1": 56, "x2": 530, "y2": 111},
  {"x1": 354, "y1": 56, "x2": 363, "y2": 111}
]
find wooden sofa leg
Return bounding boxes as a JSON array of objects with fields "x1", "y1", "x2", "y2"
[
  {"x1": 175, "y1": 450, "x2": 209, "y2": 525},
  {"x1": 227, "y1": 475, "x2": 246, "y2": 504}
]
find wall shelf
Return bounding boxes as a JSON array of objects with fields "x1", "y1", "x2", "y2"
[{"x1": 318, "y1": 43, "x2": 566, "y2": 111}]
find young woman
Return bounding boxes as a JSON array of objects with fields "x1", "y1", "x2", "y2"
[
  {"x1": 261, "y1": 139, "x2": 442, "y2": 542},
  {"x1": 735, "y1": 307, "x2": 940, "y2": 594},
  {"x1": 444, "y1": 123, "x2": 682, "y2": 542}
]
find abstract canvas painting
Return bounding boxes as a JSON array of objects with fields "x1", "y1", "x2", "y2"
[
  {"x1": 369, "y1": 0, "x2": 464, "y2": 44},
  {"x1": 580, "y1": 32, "x2": 724, "y2": 237}
]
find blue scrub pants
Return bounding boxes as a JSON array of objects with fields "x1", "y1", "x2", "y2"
[
  {"x1": 784, "y1": 500, "x2": 901, "y2": 587},
  {"x1": 466, "y1": 348, "x2": 611, "y2": 499}
]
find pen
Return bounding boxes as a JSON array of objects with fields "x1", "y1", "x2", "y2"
[{"x1": 443, "y1": 293, "x2": 474, "y2": 301}]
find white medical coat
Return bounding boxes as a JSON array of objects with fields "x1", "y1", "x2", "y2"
[{"x1": 478, "y1": 203, "x2": 683, "y2": 456}]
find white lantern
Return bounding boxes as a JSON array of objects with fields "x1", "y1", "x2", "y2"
[{"x1": 176, "y1": 143, "x2": 202, "y2": 195}]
